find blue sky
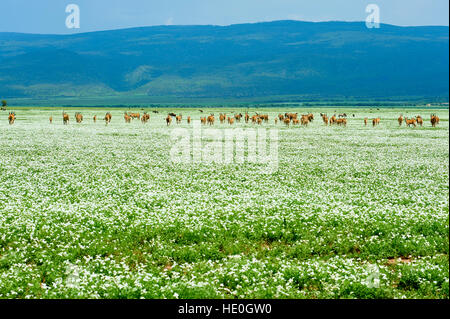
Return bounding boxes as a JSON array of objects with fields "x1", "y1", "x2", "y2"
[{"x1": 0, "y1": 0, "x2": 448, "y2": 34}]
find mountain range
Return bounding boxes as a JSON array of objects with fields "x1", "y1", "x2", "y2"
[{"x1": 0, "y1": 20, "x2": 448, "y2": 101}]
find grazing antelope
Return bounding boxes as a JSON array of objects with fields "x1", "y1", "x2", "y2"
[
  {"x1": 166, "y1": 115, "x2": 172, "y2": 126},
  {"x1": 49, "y1": 116, "x2": 53, "y2": 124},
  {"x1": 398, "y1": 115, "x2": 403, "y2": 126},
  {"x1": 404, "y1": 117, "x2": 416, "y2": 127},
  {"x1": 336, "y1": 118, "x2": 347, "y2": 126},
  {"x1": 129, "y1": 113, "x2": 140, "y2": 120},
  {"x1": 93, "y1": 115, "x2": 97, "y2": 123},
  {"x1": 187, "y1": 116, "x2": 191, "y2": 124},
  {"x1": 8, "y1": 112, "x2": 15, "y2": 125},
  {"x1": 431, "y1": 114, "x2": 439, "y2": 127},
  {"x1": 285, "y1": 113, "x2": 298, "y2": 121},
  {"x1": 75, "y1": 112, "x2": 83, "y2": 123},
  {"x1": 372, "y1": 118, "x2": 380, "y2": 127},
  {"x1": 292, "y1": 118, "x2": 300, "y2": 125},
  {"x1": 416, "y1": 115, "x2": 423, "y2": 127},
  {"x1": 307, "y1": 113, "x2": 314, "y2": 122},
  {"x1": 104, "y1": 112, "x2": 112, "y2": 125},
  {"x1": 329, "y1": 115, "x2": 337, "y2": 125},
  {"x1": 283, "y1": 117, "x2": 290, "y2": 126},
  {"x1": 62, "y1": 112, "x2": 69, "y2": 125},
  {"x1": 300, "y1": 115, "x2": 309, "y2": 126}
]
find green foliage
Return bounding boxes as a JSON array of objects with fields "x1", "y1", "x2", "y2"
[{"x1": 0, "y1": 107, "x2": 448, "y2": 299}]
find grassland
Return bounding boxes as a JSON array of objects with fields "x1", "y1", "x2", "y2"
[{"x1": 0, "y1": 107, "x2": 448, "y2": 299}]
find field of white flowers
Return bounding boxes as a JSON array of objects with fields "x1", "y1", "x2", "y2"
[{"x1": 0, "y1": 107, "x2": 448, "y2": 299}]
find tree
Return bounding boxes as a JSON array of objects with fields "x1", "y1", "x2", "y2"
[{"x1": 1, "y1": 100, "x2": 6, "y2": 107}]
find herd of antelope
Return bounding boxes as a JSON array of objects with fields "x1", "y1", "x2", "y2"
[
  {"x1": 4, "y1": 111, "x2": 442, "y2": 129},
  {"x1": 397, "y1": 114, "x2": 440, "y2": 127}
]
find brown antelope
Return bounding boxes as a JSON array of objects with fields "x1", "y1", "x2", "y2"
[
  {"x1": 372, "y1": 118, "x2": 380, "y2": 127},
  {"x1": 283, "y1": 117, "x2": 290, "y2": 126},
  {"x1": 200, "y1": 117, "x2": 207, "y2": 125},
  {"x1": 104, "y1": 112, "x2": 112, "y2": 125},
  {"x1": 278, "y1": 114, "x2": 284, "y2": 122},
  {"x1": 274, "y1": 118, "x2": 278, "y2": 124},
  {"x1": 405, "y1": 117, "x2": 416, "y2": 127},
  {"x1": 337, "y1": 118, "x2": 347, "y2": 126},
  {"x1": 207, "y1": 115, "x2": 215, "y2": 125},
  {"x1": 93, "y1": 115, "x2": 97, "y2": 123},
  {"x1": 187, "y1": 116, "x2": 191, "y2": 124},
  {"x1": 49, "y1": 116, "x2": 53, "y2": 124},
  {"x1": 219, "y1": 113, "x2": 226, "y2": 124},
  {"x1": 300, "y1": 115, "x2": 309, "y2": 126},
  {"x1": 292, "y1": 118, "x2": 300, "y2": 125},
  {"x1": 63, "y1": 112, "x2": 69, "y2": 125},
  {"x1": 285, "y1": 113, "x2": 298, "y2": 121},
  {"x1": 129, "y1": 113, "x2": 140, "y2": 120},
  {"x1": 124, "y1": 113, "x2": 132, "y2": 123},
  {"x1": 257, "y1": 117, "x2": 263, "y2": 125},
  {"x1": 176, "y1": 114, "x2": 182, "y2": 124},
  {"x1": 166, "y1": 115, "x2": 172, "y2": 126},
  {"x1": 235, "y1": 113, "x2": 242, "y2": 122},
  {"x1": 307, "y1": 113, "x2": 314, "y2": 122},
  {"x1": 8, "y1": 112, "x2": 15, "y2": 125},
  {"x1": 398, "y1": 115, "x2": 403, "y2": 126},
  {"x1": 228, "y1": 117, "x2": 235, "y2": 125},
  {"x1": 75, "y1": 112, "x2": 83, "y2": 123},
  {"x1": 141, "y1": 113, "x2": 150, "y2": 123},
  {"x1": 364, "y1": 118, "x2": 368, "y2": 126},
  {"x1": 330, "y1": 115, "x2": 337, "y2": 125},
  {"x1": 245, "y1": 113, "x2": 250, "y2": 123},
  {"x1": 416, "y1": 115, "x2": 423, "y2": 127},
  {"x1": 431, "y1": 114, "x2": 439, "y2": 127},
  {"x1": 141, "y1": 113, "x2": 150, "y2": 124},
  {"x1": 321, "y1": 114, "x2": 328, "y2": 125}
]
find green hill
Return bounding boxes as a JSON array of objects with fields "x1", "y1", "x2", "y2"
[{"x1": 0, "y1": 20, "x2": 448, "y2": 101}]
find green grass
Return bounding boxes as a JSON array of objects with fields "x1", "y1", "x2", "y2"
[{"x1": 0, "y1": 107, "x2": 448, "y2": 299}]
